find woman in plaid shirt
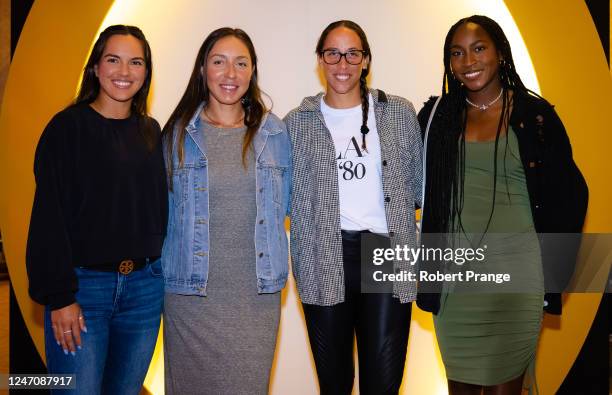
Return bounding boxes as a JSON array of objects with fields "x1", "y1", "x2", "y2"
[{"x1": 285, "y1": 20, "x2": 422, "y2": 394}]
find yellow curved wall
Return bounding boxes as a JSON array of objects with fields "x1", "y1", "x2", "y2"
[
  {"x1": 504, "y1": 2, "x2": 612, "y2": 393},
  {"x1": 0, "y1": 0, "x2": 114, "y2": 357}
]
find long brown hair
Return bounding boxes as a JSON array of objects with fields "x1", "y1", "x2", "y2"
[
  {"x1": 75, "y1": 24, "x2": 156, "y2": 150},
  {"x1": 163, "y1": 27, "x2": 266, "y2": 178}
]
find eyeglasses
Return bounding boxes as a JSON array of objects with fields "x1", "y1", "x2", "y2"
[{"x1": 320, "y1": 49, "x2": 367, "y2": 65}]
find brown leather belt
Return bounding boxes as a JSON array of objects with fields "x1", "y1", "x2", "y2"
[{"x1": 87, "y1": 257, "x2": 160, "y2": 275}]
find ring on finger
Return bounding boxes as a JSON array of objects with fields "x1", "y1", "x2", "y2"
[{"x1": 63, "y1": 330, "x2": 72, "y2": 334}]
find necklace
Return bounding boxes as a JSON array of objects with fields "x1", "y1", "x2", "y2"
[
  {"x1": 203, "y1": 108, "x2": 245, "y2": 128},
  {"x1": 465, "y1": 89, "x2": 503, "y2": 111}
]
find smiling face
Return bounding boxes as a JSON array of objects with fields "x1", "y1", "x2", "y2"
[
  {"x1": 93, "y1": 34, "x2": 147, "y2": 108},
  {"x1": 204, "y1": 36, "x2": 253, "y2": 108},
  {"x1": 318, "y1": 26, "x2": 369, "y2": 107},
  {"x1": 449, "y1": 22, "x2": 502, "y2": 96}
]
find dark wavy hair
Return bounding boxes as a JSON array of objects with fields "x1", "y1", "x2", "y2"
[
  {"x1": 163, "y1": 27, "x2": 267, "y2": 176},
  {"x1": 74, "y1": 24, "x2": 156, "y2": 149},
  {"x1": 316, "y1": 20, "x2": 372, "y2": 150},
  {"x1": 426, "y1": 15, "x2": 541, "y2": 235}
]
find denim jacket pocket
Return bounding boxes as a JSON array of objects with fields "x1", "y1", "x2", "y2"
[
  {"x1": 259, "y1": 164, "x2": 288, "y2": 206},
  {"x1": 171, "y1": 157, "x2": 207, "y2": 208},
  {"x1": 171, "y1": 168, "x2": 189, "y2": 208}
]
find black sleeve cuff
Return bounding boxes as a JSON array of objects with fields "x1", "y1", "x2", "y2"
[{"x1": 46, "y1": 292, "x2": 76, "y2": 311}]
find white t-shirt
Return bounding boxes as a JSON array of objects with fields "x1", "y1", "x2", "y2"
[{"x1": 321, "y1": 94, "x2": 389, "y2": 234}]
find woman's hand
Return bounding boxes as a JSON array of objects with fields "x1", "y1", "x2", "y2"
[{"x1": 50, "y1": 303, "x2": 87, "y2": 355}]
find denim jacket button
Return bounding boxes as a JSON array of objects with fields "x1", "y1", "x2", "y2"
[
  {"x1": 259, "y1": 219, "x2": 264, "y2": 224},
  {"x1": 382, "y1": 160, "x2": 388, "y2": 166},
  {"x1": 259, "y1": 188, "x2": 264, "y2": 193},
  {"x1": 385, "y1": 196, "x2": 391, "y2": 202},
  {"x1": 258, "y1": 252, "x2": 264, "y2": 258}
]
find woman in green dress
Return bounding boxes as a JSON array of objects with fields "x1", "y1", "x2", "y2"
[{"x1": 417, "y1": 15, "x2": 588, "y2": 394}]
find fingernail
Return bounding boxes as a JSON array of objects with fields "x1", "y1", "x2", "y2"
[
  {"x1": 63, "y1": 349, "x2": 68, "y2": 355},
  {"x1": 77, "y1": 345, "x2": 82, "y2": 350},
  {"x1": 71, "y1": 351, "x2": 76, "y2": 356},
  {"x1": 83, "y1": 327, "x2": 88, "y2": 333},
  {"x1": 56, "y1": 341, "x2": 60, "y2": 346}
]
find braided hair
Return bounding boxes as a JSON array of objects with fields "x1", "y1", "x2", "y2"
[
  {"x1": 316, "y1": 20, "x2": 372, "y2": 150},
  {"x1": 426, "y1": 15, "x2": 540, "y2": 236}
]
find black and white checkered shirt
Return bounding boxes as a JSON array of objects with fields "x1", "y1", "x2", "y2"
[{"x1": 285, "y1": 89, "x2": 423, "y2": 306}]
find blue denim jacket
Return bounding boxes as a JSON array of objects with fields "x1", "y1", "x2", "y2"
[{"x1": 162, "y1": 102, "x2": 291, "y2": 295}]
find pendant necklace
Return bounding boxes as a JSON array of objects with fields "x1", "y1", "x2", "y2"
[{"x1": 465, "y1": 89, "x2": 503, "y2": 111}]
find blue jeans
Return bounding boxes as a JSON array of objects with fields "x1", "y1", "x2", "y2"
[{"x1": 44, "y1": 259, "x2": 164, "y2": 395}]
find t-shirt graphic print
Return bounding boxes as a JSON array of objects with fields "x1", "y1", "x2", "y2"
[{"x1": 321, "y1": 94, "x2": 389, "y2": 234}]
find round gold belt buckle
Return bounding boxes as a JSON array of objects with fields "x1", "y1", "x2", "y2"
[{"x1": 119, "y1": 259, "x2": 135, "y2": 275}]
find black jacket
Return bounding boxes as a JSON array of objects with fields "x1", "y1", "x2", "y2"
[{"x1": 416, "y1": 90, "x2": 588, "y2": 315}]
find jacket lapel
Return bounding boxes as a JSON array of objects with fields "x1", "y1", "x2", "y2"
[
  {"x1": 185, "y1": 102, "x2": 207, "y2": 157},
  {"x1": 252, "y1": 112, "x2": 270, "y2": 162},
  {"x1": 373, "y1": 89, "x2": 395, "y2": 157}
]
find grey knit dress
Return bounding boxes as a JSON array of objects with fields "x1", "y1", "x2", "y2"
[{"x1": 163, "y1": 122, "x2": 281, "y2": 395}]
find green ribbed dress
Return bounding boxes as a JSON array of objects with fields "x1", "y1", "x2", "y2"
[{"x1": 434, "y1": 127, "x2": 544, "y2": 387}]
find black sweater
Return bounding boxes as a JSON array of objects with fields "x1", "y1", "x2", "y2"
[
  {"x1": 416, "y1": 91, "x2": 588, "y2": 315},
  {"x1": 26, "y1": 103, "x2": 168, "y2": 310}
]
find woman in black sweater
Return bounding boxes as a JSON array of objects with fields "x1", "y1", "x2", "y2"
[{"x1": 26, "y1": 25, "x2": 167, "y2": 394}]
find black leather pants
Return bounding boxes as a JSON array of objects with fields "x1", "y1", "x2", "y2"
[{"x1": 302, "y1": 231, "x2": 412, "y2": 395}]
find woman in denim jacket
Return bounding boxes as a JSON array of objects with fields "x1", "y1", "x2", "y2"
[
  {"x1": 285, "y1": 20, "x2": 422, "y2": 394},
  {"x1": 161, "y1": 28, "x2": 291, "y2": 394}
]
